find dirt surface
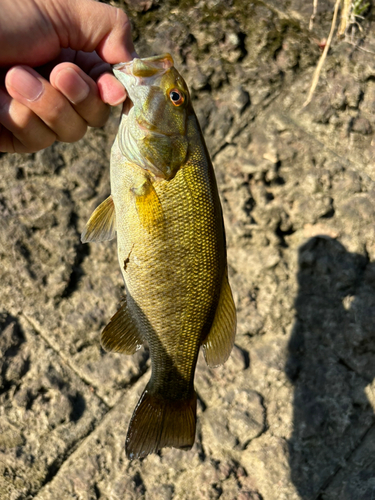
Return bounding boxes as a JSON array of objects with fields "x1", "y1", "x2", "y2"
[{"x1": 1, "y1": 0, "x2": 375, "y2": 498}]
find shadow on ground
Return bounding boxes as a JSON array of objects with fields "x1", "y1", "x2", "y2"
[{"x1": 287, "y1": 236, "x2": 375, "y2": 499}]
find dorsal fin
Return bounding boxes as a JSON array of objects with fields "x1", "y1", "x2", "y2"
[
  {"x1": 202, "y1": 269, "x2": 237, "y2": 368},
  {"x1": 101, "y1": 299, "x2": 143, "y2": 355},
  {"x1": 81, "y1": 195, "x2": 116, "y2": 243}
]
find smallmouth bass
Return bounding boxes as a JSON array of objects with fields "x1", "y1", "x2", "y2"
[{"x1": 81, "y1": 54, "x2": 236, "y2": 459}]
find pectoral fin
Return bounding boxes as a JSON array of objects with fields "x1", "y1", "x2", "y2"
[
  {"x1": 202, "y1": 269, "x2": 237, "y2": 368},
  {"x1": 101, "y1": 299, "x2": 143, "y2": 355},
  {"x1": 81, "y1": 195, "x2": 116, "y2": 243},
  {"x1": 132, "y1": 179, "x2": 164, "y2": 232}
]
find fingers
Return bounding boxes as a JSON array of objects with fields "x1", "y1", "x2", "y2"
[
  {"x1": 95, "y1": 5, "x2": 137, "y2": 63},
  {"x1": 97, "y1": 72, "x2": 127, "y2": 106},
  {"x1": 49, "y1": 0, "x2": 137, "y2": 64},
  {"x1": 0, "y1": 52, "x2": 131, "y2": 153},
  {"x1": 5, "y1": 65, "x2": 88, "y2": 144},
  {"x1": 72, "y1": 50, "x2": 129, "y2": 105},
  {"x1": 51, "y1": 50, "x2": 127, "y2": 107},
  {"x1": 1, "y1": 0, "x2": 136, "y2": 67},
  {"x1": 0, "y1": 88, "x2": 57, "y2": 153},
  {"x1": 0, "y1": 0, "x2": 137, "y2": 153},
  {"x1": 50, "y1": 63, "x2": 112, "y2": 127},
  {"x1": 1, "y1": 65, "x2": 89, "y2": 153},
  {"x1": 0, "y1": 0, "x2": 60, "y2": 67}
]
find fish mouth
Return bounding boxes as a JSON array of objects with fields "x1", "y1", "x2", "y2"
[
  {"x1": 113, "y1": 53, "x2": 175, "y2": 121},
  {"x1": 113, "y1": 53, "x2": 174, "y2": 79}
]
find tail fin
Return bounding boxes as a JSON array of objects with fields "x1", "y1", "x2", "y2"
[{"x1": 125, "y1": 387, "x2": 197, "y2": 460}]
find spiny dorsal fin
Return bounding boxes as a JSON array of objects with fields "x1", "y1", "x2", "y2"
[
  {"x1": 131, "y1": 179, "x2": 164, "y2": 233},
  {"x1": 126, "y1": 386, "x2": 197, "y2": 460},
  {"x1": 202, "y1": 269, "x2": 237, "y2": 368},
  {"x1": 101, "y1": 300, "x2": 143, "y2": 355},
  {"x1": 81, "y1": 195, "x2": 116, "y2": 243}
]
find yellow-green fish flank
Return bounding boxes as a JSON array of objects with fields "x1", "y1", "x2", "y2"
[{"x1": 81, "y1": 53, "x2": 236, "y2": 460}]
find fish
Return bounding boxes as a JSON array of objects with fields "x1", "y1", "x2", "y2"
[{"x1": 81, "y1": 53, "x2": 236, "y2": 460}]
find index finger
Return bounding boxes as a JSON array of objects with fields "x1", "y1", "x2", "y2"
[{"x1": 49, "y1": 49, "x2": 129, "y2": 105}]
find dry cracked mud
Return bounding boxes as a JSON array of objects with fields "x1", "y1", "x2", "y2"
[{"x1": 1, "y1": 0, "x2": 375, "y2": 499}]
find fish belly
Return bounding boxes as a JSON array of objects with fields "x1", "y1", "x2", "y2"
[{"x1": 110, "y1": 139, "x2": 225, "y2": 399}]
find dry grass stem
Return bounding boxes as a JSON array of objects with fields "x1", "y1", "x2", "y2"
[
  {"x1": 338, "y1": 0, "x2": 351, "y2": 36},
  {"x1": 302, "y1": 0, "x2": 341, "y2": 108},
  {"x1": 309, "y1": 0, "x2": 319, "y2": 30},
  {"x1": 346, "y1": 40, "x2": 375, "y2": 54}
]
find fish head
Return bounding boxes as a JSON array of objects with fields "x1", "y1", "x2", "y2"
[{"x1": 113, "y1": 54, "x2": 190, "y2": 180}]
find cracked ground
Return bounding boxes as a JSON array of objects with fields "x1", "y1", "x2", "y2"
[{"x1": 1, "y1": 1, "x2": 375, "y2": 499}]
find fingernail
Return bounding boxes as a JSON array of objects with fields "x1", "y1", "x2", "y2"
[
  {"x1": 57, "y1": 68, "x2": 90, "y2": 104},
  {"x1": 97, "y1": 76, "x2": 126, "y2": 106},
  {"x1": 110, "y1": 92, "x2": 127, "y2": 106},
  {"x1": 8, "y1": 67, "x2": 43, "y2": 101}
]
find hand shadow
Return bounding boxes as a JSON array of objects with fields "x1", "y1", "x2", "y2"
[{"x1": 286, "y1": 236, "x2": 375, "y2": 499}]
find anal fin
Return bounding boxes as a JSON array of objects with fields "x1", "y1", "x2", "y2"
[
  {"x1": 202, "y1": 268, "x2": 237, "y2": 368},
  {"x1": 81, "y1": 195, "x2": 116, "y2": 243},
  {"x1": 101, "y1": 299, "x2": 143, "y2": 355},
  {"x1": 126, "y1": 386, "x2": 197, "y2": 460}
]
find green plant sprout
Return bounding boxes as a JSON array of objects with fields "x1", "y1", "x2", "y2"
[{"x1": 338, "y1": 0, "x2": 370, "y2": 37}]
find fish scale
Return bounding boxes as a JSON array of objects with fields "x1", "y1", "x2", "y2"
[
  {"x1": 115, "y1": 161, "x2": 221, "y2": 391},
  {"x1": 81, "y1": 54, "x2": 236, "y2": 459}
]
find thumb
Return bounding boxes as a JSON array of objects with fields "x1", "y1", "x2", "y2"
[
  {"x1": 0, "y1": 0, "x2": 136, "y2": 67},
  {"x1": 62, "y1": 0, "x2": 136, "y2": 63},
  {"x1": 33, "y1": 0, "x2": 137, "y2": 65}
]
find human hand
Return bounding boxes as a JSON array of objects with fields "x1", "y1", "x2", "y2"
[{"x1": 0, "y1": 0, "x2": 136, "y2": 153}]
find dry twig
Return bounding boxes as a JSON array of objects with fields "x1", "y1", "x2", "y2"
[
  {"x1": 302, "y1": 0, "x2": 341, "y2": 108},
  {"x1": 309, "y1": 0, "x2": 319, "y2": 30},
  {"x1": 338, "y1": 0, "x2": 351, "y2": 36},
  {"x1": 345, "y1": 40, "x2": 375, "y2": 55}
]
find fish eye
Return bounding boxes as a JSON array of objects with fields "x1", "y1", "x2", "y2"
[{"x1": 169, "y1": 89, "x2": 184, "y2": 106}]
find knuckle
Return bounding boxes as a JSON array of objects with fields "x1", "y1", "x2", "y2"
[
  {"x1": 86, "y1": 106, "x2": 110, "y2": 128},
  {"x1": 59, "y1": 121, "x2": 87, "y2": 143},
  {"x1": 3, "y1": 117, "x2": 56, "y2": 153},
  {"x1": 115, "y1": 7, "x2": 130, "y2": 25},
  {"x1": 0, "y1": 128, "x2": 15, "y2": 153},
  {"x1": 23, "y1": 131, "x2": 56, "y2": 152},
  {"x1": 44, "y1": 100, "x2": 87, "y2": 143},
  {"x1": 16, "y1": 115, "x2": 57, "y2": 151},
  {"x1": 47, "y1": 99, "x2": 68, "y2": 124}
]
